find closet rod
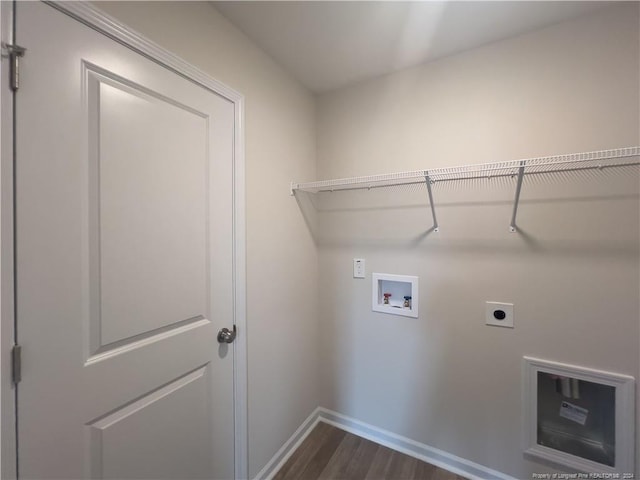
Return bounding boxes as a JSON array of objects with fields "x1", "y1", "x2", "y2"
[
  {"x1": 290, "y1": 146, "x2": 640, "y2": 194},
  {"x1": 291, "y1": 160, "x2": 639, "y2": 194},
  {"x1": 290, "y1": 146, "x2": 639, "y2": 232}
]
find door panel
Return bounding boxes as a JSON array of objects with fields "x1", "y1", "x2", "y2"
[
  {"x1": 16, "y1": 3, "x2": 235, "y2": 478},
  {"x1": 88, "y1": 64, "x2": 209, "y2": 349},
  {"x1": 87, "y1": 367, "x2": 212, "y2": 480}
]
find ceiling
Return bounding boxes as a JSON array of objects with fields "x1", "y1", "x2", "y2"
[{"x1": 212, "y1": 1, "x2": 611, "y2": 93}]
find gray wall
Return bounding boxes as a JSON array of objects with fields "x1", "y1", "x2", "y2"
[
  {"x1": 86, "y1": 3, "x2": 639, "y2": 478},
  {"x1": 315, "y1": 4, "x2": 639, "y2": 478},
  {"x1": 94, "y1": 2, "x2": 319, "y2": 477}
]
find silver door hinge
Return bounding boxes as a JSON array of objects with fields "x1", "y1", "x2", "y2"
[
  {"x1": 12, "y1": 344, "x2": 21, "y2": 385},
  {"x1": 2, "y1": 43, "x2": 26, "y2": 91}
]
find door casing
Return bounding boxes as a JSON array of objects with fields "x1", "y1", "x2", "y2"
[{"x1": 0, "y1": 2, "x2": 248, "y2": 478}]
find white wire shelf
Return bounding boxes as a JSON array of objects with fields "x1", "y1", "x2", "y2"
[{"x1": 290, "y1": 146, "x2": 640, "y2": 233}]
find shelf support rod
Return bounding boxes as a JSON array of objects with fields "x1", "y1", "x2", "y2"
[
  {"x1": 509, "y1": 161, "x2": 526, "y2": 233},
  {"x1": 425, "y1": 172, "x2": 439, "y2": 233}
]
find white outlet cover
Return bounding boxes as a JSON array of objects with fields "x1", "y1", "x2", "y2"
[
  {"x1": 353, "y1": 258, "x2": 365, "y2": 278},
  {"x1": 486, "y1": 302, "x2": 514, "y2": 328}
]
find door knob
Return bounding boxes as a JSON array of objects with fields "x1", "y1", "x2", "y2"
[{"x1": 217, "y1": 325, "x2": 236, "y2": 344}]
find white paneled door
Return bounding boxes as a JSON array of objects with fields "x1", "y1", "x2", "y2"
[{"x1": 15, "y1": 2, "x2": 237, "y2": 478}]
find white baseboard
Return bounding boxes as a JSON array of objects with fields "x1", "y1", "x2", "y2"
[
  {"x1": 254, "y1": 406, "x2": 517, "y2": 480},
  {"x1": 318, "y1": 408, "x2": 517, "y2": 480},
  {"x1": 253, "y1": 407, "x2": 323, "y2": 480}
]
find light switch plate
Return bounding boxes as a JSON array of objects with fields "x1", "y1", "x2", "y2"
[
  {"x1": 486, "y1": 302, "x2": 514, "y2": 328},
  {"x1": 353, "y1": 258, "x2": 365, "y2": 278}
]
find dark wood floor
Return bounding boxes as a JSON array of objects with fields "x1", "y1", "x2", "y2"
[{"x1": 273, "y1": 422, "x2": 467, "y2": 480}]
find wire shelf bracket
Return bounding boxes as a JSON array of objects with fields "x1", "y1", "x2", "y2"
[
  {"x1": 290, "y1": 146, "x2": 640, "y2": 232},
  {"x1": 424, "y1": 171, "x2": 439, "y2": 233},
  {"x1": 509, "y1": 161, "x2": 526, "y2": 233}
]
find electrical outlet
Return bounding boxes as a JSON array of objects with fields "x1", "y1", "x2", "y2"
[
  {"x1": 353, "y1": 258, "x2": 365, "y2": 278},
  {"x1": 486, "y1": 302, "x2": 514, "y2": 328}
]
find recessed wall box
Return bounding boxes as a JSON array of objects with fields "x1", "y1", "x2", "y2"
[
  {"x1": 523, "y1": 356, "x2": 635, "y2": 474},
  {"x1": 372, "y1": 273, "x2": 418, "y2": 318}
]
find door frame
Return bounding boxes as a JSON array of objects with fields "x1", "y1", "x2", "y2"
[{"x1": 0, "y1": 1, "x2": 248, "y2": 478}]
